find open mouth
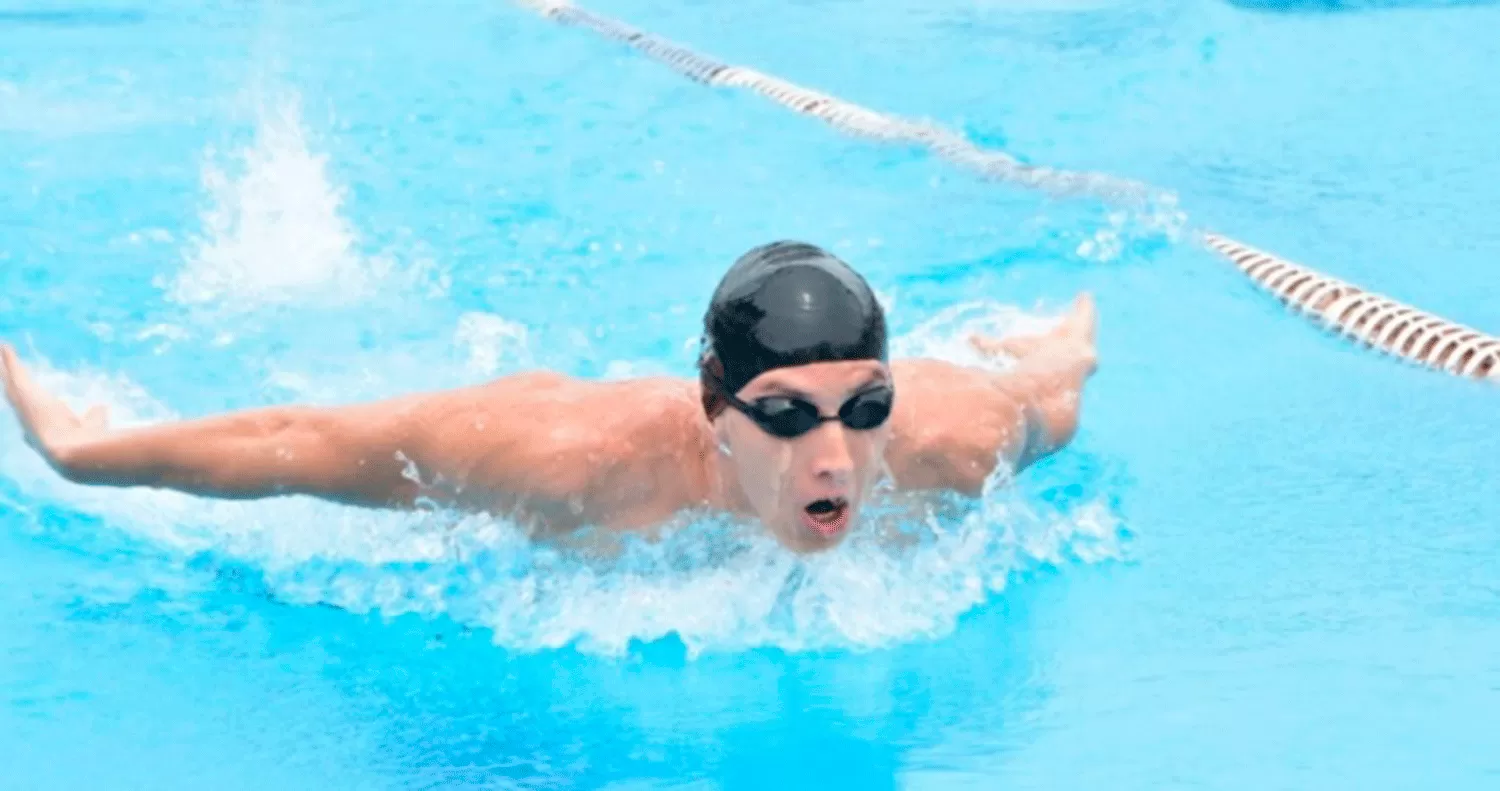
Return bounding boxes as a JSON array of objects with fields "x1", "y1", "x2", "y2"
[{"x1": 801, "y1": 497, "x2": 851, "y2": 538}]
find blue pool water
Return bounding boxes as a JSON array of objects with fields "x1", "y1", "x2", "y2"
[{"x1": 4, "y1": 0, "x2": 1500, "y2": 787}]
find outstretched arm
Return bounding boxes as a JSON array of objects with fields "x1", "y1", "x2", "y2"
[{"x1": 0, "y1": 343, "x2": 448, "y2": 508}]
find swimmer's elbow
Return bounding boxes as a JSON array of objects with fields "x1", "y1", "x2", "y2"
[
  {"x1": 46, "y1": 441, "x2": 104, "y2": 485},
  {"x1": 277, "y1": 407, "x2": 422, "y2": 503},
  {"x1": 913, "y1": 443, "x2": 1001, "y2": 497},
  {"x1": 1044, "y1": 397, "x2": 1082, "y2": 448},
  {"x1": 1019, "y1": 395, "x2": 1082, "y2": 469}
]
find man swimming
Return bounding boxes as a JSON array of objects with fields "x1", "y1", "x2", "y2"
[{"x1": 1, "y1": 241, "x2": 1097, "y2": 553}]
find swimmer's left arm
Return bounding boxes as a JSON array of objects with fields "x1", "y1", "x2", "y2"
[
  {"x1": 888, "y1": 355, "x2": 1089, "y2": 495},
  {"x1": 969, "y1": 294, "x2": 1098, "y2": 471},
  {"x1": 887, "y1": 295, "x2": 1096, "y2": 495},
  {"x1": 988, "y1": 352, "x2": 1092, "y2": 471}
]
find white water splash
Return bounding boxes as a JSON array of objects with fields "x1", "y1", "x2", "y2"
[
  {"x1": 893, "y1": 299, "x2": 1065, "y2": 371},
  {"x1": 454, "y1": 312, "x2": 531, "y2": 378},
  {"x1": 268, "y1": 483, "x2": 1123, "y2": 657},
  {"x1": 1075, "y1": 192, "x2": 1189, "y2": 263},
  {"x1": 162, "y1": 91, "x2": 443, "y2": 311}
]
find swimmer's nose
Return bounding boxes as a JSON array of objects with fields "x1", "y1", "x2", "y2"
[{"x1": 804, "y1": 422, "x2": 854, "y2": 488}]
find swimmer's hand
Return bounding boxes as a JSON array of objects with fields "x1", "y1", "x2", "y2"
[
  {"x1": 0, "y1": 343, "x2": 111, "y2": 474},
  {"x1": 968, "y1": 293, "x2": 1098, "y2": 371},
  {"x1": 2, "y1": 341, "x2": 426, "y2": 504}
]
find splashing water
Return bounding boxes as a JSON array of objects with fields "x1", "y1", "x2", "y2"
[
  {"x1": 454, "y1": 312, "x2": 532, "y2": 378},
  {"x1": 892, "y1": 297, "x2": 1066, "y2": 371},
  {"x1": 160, "y1": 90, "x2": 443, "y2": 312},
  {"x1": 1074, "y1": 192, "x2": 1189, "y2": 264}
]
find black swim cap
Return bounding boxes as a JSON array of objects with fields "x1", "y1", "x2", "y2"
[{"x1": 699, "y1": 241, "x2": 887, "y2": 410}]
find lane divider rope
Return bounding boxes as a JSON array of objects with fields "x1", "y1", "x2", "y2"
[
  {"x1": 520, "y1": 0, "x2": 1159, "y2": 207},
  {"x1": 515, "y1": 0, "x2": 1500, "y2": 383},
  {"x1": 1202, "y1": 234, "x2": 1499, "y2": 378}
]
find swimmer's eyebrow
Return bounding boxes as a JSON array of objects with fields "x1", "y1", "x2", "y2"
[
  {"x1": 756, "y1": 383, "x2": 812, "y2": 400},
  {"x1": 756, "y1": 370, "x2": 888, "y2": 401}
]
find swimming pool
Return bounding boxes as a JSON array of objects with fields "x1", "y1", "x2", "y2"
[{"x1": 4, "y1": 0, "x2": 1499, "y2": 787}]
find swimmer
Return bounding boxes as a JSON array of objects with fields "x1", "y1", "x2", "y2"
[{"x1": 1, "y1": 241, "x2": 1097, "y2": 553}]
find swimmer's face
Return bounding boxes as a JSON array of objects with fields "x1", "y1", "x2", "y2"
[{"x1": 716, "y1": 360, "x2": 893, "y2": 553}]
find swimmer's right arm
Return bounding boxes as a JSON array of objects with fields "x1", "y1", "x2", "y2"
[{"x1": 0, "y1": 343, "x2": 453, "y2": 508}]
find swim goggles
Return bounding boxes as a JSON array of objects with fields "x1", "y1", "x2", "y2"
[{"x1": 717, "y1": 384, "x2": 895, "y2": 439}]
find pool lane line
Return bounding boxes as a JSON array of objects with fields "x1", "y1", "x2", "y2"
[
  {"x1": 1202, "y1": 235, "x2": 1500, "y2": 378},
  {"x1": 514, "y1": 0, "x2": 1500, "y2": 383}
]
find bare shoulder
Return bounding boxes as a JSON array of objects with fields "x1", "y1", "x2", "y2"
[
  {"x1": 415, "y1": 373, "x2": 709, "y2": 523},
  {"x1": 454, "y1": 372, "x2": 706, "y2": 471},
  {"x1": 884, "y1": 359, "x2": 1028, "y2": 495}
]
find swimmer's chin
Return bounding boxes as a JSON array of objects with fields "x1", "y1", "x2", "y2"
[{"x1": 772, "y1": 498, "x2": 856, "y2": 553}]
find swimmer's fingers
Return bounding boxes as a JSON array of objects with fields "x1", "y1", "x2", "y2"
[
  {"x1": 968, "y1": 333, "x2": 1044, "y2": 360},
  {"x1": 0, "y1": 344, "x2": 91, "y2": 459},
  {"x1": 0, "y1": 343, "x2": 33, "y2": 422},
  {"x1": 1060, "y1": 293, "x2": 1098, "y2": 344},
  {"x1": 969, "y1": 294, "x2": 1098, "y2": 361},
  {"x1": 1, "y1": 344, "x2": 50, "y2": 447},
  {"x1": 1, "y1": 343, "x2": 46, "y2": 450}
]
